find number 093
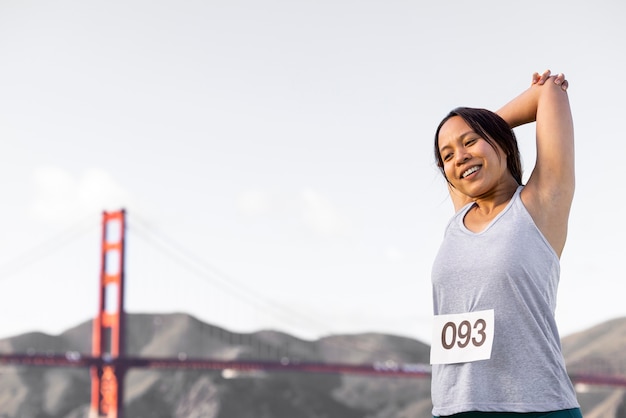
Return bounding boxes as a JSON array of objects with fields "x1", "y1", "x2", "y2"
[{"x1": 441, "y1": 318, "x2": 487, "y2": 350}]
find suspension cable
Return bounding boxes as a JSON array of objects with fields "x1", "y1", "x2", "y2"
[{"x1": 0, "y1": 215, "x2": 98, "y2": 283}]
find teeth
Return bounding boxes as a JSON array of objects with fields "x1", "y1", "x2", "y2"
[{"x1": 462, "y1": 166, "x2": 479, "y2": 178}]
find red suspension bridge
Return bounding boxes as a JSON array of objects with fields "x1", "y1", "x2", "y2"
[
  {"x1": 0, "y1": 210, "x2": 624, "y2": 418},
  {"x1": 0, "y1": 210, "x2": 432, "y2": 418}
]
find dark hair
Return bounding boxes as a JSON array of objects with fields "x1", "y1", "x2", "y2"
[{"x1": 434, "y1": 107, "x2": 523, "y2": 185}]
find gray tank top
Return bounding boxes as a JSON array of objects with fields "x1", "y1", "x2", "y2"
[{"x1": 431, "y1": 186, "x2": 579, "y2": 416}]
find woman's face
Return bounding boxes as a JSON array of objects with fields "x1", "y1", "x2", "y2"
[{"x1": 437, "y1": 116, "x2": 509, "y2": 198}]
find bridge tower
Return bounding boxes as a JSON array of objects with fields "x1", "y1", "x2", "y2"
[{"x1": 90, "y1": 210, "x2": 127, "y2": 418}]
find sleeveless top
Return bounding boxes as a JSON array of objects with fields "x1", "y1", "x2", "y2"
[{"x1": 431, "y1": 186, "x2": 579, "y2": 416}]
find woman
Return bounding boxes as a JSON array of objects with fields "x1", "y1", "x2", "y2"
[{"x1": 430, "y1": 70, "x2": 582, "y2": 418}]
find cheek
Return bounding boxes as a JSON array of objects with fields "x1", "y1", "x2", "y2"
[{"x1": 443, "y1": 162, "x2": 456, "y2": 181}]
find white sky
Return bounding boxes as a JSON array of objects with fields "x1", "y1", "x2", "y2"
[{"x1": 1, "y1": 0, "x2": 625, "y2": 344}]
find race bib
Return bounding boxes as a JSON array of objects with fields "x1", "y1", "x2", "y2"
[{"x1": 430, "y1": 309, "x2": 495, "y2": 365}]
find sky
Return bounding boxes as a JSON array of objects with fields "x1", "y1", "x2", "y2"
[{"x1": 1, "y1": 0, "x2": 625, "y2": 345}]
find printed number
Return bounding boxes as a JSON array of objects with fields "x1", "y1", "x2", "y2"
[{"x1": 441, "y1": 318, "x2": 487, "y2": 350}]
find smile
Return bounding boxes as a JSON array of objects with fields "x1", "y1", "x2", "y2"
[{"x1": 461, "y1": 166, "x2": 480, "y2": 178}]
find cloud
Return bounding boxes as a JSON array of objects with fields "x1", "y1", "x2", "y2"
[
  {"x1": 385, "y1": 246, "x2": 406, "y2": 262},
  {"x1": 299, "y1": 188, "x2": 346, "y2": 237},
  {"x1": 29, "y1": 166, "x2": 133, "y2": 224},
  {"x1": 236, "y1": 189, "x2": 272, "y2": 217},
  {"x1": 235, "y1": 187, "x2": 348, "y2": 238}
]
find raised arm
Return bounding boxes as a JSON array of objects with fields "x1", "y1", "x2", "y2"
[{"x1": 497, "y1": 70, "x2": 574, "y2": 257}]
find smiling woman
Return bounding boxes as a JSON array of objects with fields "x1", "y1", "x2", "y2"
[
  {"x1": 436, "y1": 108, "x2": 523, "y2": 186},
  {"x1": 429, "y1": 71, "x2": 581, "y2": 418}
]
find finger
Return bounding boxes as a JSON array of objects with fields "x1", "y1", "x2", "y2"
[
  {"x1": 554, "y1": 73, "x2": 565, "y2": 84},
  {"x1": 531, "y1": 72, "x2": 541, "y2": 85},
  {"x1": 552, "y1": 73, "x2": 568, "y2": 91},
  {"x1": 538, "y1": 69, "x2": 551, "y2": 85}
]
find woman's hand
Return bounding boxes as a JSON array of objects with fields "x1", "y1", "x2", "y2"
[
  {"x1": 531, "y1": 69, "x2": 568, "y2": 91},
  {"x1": 498, "y1": 69, "x2": 569, "y2": 128}
]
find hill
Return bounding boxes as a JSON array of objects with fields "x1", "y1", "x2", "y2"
[
  {"x1": 0, "y1": 313, "x2": 432, "y2": 418},
  {"x1": 561, "y1": 317, "x2": 626, "y2": 418},
  {"x1": 3, "y1": 314, "x2": 626, "y2": 417}
]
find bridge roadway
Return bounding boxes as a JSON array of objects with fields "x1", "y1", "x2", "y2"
[
  {"x1": 2, "y1": 353, "x2": 626, "y2": 387},
  {"x1": 0, "y1": 352, "x2": 431, "y2": 378}
]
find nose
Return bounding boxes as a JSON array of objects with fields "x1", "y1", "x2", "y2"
[{"x1": 455, "y1": 151, "x2": 471, "y2": 165}]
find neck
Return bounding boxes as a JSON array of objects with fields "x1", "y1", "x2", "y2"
[{"x1": 472, "y1": 180, "x2": 519, "y2": 215}]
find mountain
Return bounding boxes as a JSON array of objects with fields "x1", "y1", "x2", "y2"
[
  {"x1": 3, "y1": 314, "x2": 626, "y2": 418},
  {"x1": 0, "y1": 313, "x2": 432, "y2": 418},
  {"x1": 561, "y1": 317, "x2": 626, "y2": 418}
]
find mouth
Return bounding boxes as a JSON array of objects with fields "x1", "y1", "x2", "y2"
[{"x1": 461, "y1": 165, "x2": 480, "y2": 179}]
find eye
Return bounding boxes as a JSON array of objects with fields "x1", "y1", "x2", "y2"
[
  {"x1": 442, "y1": 152, "x2": 453, "y2": 162},
  {"x1": 465, "y1": 138, "x2": 478, "y2": 146}
]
